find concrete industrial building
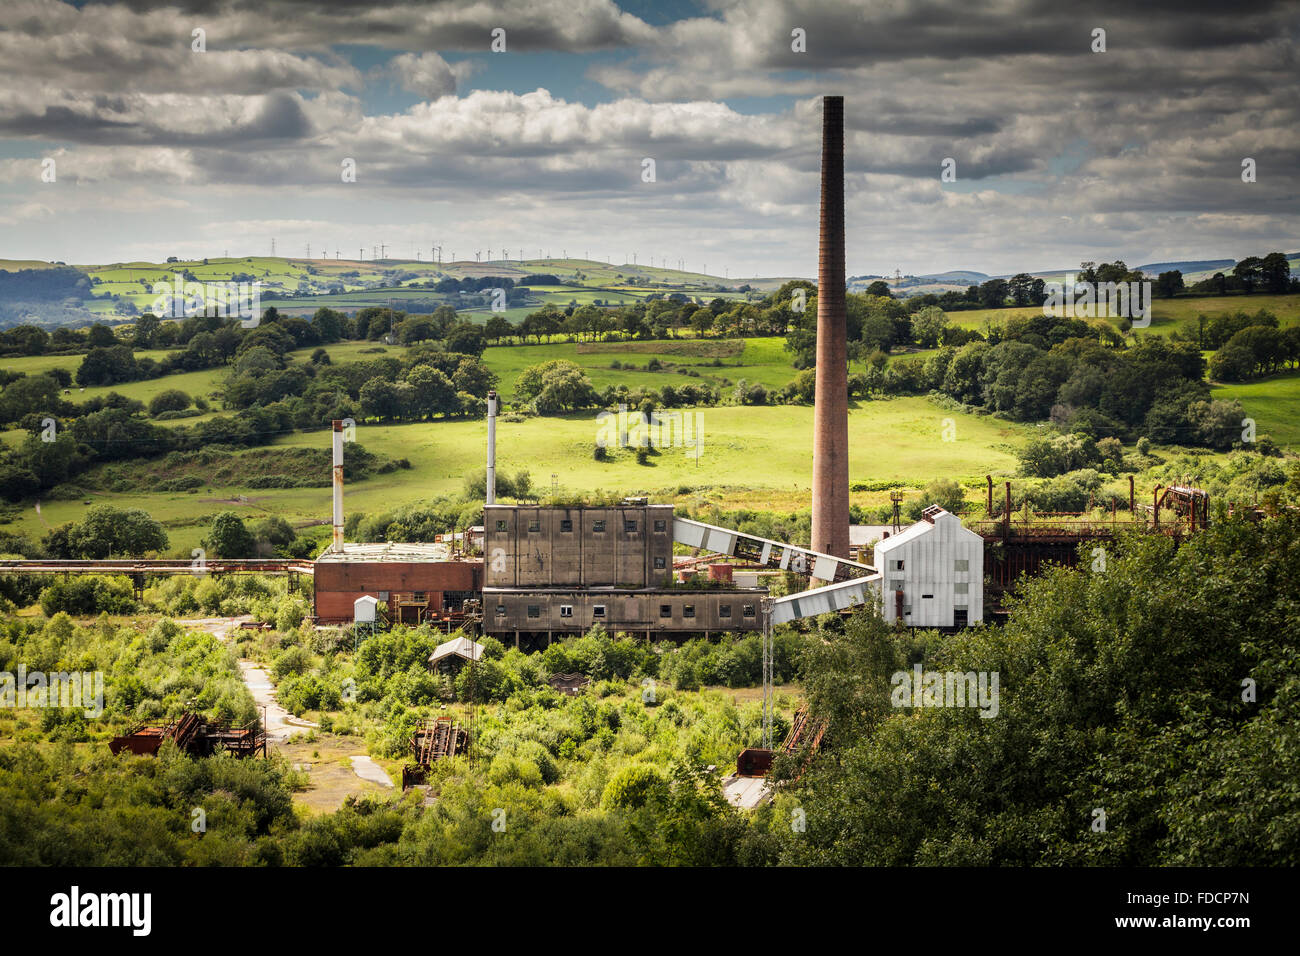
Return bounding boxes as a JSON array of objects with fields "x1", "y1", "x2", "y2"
[
  {"x1": 483, "y1": 501, "x2": 675, "y2": 589},
  {"x1": 481, "y1": 501, "x2": 767, "y2": 642}
]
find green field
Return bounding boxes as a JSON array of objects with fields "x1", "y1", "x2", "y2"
[
  {"x1": 1213, "y1": 371, "x2": 1300, "y2": 446},
  {"x1": 64, "y1": 255, "x2": 751, "y2": 318},
  {"x1": 950, "y1": 293, "x2": 1300, "y2": 339},
  {"x1": 1, "y1": 398, "x2": 1029, "y2": 554}
]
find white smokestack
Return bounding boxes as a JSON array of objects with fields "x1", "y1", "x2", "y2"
[
  {"x1": 486, "y1": 390, "x2": 498, "y2": 505},
  {"x1": 332, "y1": 420, "x2": 344, "y2": 552}
]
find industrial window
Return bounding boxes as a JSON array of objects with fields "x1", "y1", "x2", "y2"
[
  {"x1": 528, "y1": 519, "x2": 540, "y2": 533},
  {"x1": 527, "y1": 605, "x2": 540, "y2": 619},
  {"x1": 495, "y1": 605, "x2": 506, "y2": 616},
  {"x1": 954, "y1": 559, "x2": 969, "y2": 572},
  {"x1": 593, "y1": 605, "x2": 606, "y2": 618},
  {"x1": 560, "y1": 605, "x2": 573, "y2": 618},
  {"x1": 654, "y1": 519, "x2": 667, "y2": 533},
  {"x1": 495, "y1": 520, "x2": 507, "y2": 532},
  {"x1": 683, "y1": 604, "x2": 695, "y2": 618},
  {"x1": 904, "y1": 605, "x2": 912, "y2": 616},
  {"x1": 413, "y1": 592, "x2": 426, "y2": 602},
  {"x1": 625, "y1": 520, "x2": 638, "y2": 533},
  {"x1": 720, "y1": 604, "x2": 732, "y2": 618},
  {"x1": 954, "y1": 583, "x2": 968, "y2": 594},
  {"x1": 593, "y1": 520, "x2": 606, "y2": 532},
  {"x1": 654, "y1": 556, "x2": 666, "y2": 570},
  {"x1": 954, "y1": 609, "x2": 969, "y2": 628},
  {"x1": 743, "y1": 605, "x2": 755, "y2": 617},
  {"x1": 890, "y1": 559, "x2": 905, "y2": 572},
  {"x1": 660, "y1": 604, "x2": 672, "y2": 618},
  {"x1": 560, "y1": 519, "x2": 573, "y2": 532},
  {"x1": 890, "y1": 579, "x2": 904, "y2": 592}
]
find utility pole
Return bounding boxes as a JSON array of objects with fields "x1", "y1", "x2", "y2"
[{"x1": 761, "y1": 597, "x2": 774, "y2": 750}]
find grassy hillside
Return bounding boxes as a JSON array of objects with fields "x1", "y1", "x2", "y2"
[
  {"x1": 1212, "y1": 371, "x2": 1300, "y2": 446},
  {"x1": 949, "y1": 293, "x2": 1300, "y2": 339},
  {"x1": 3, "y1": 399, "x2": 1029, "y2": 554},
  {"x1": 73, "y1": 255, "x2": 749, "y2": 319}
]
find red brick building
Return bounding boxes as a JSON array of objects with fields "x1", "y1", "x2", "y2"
[{"x1": 313, "y1": 542, "x2": 483, "y2": 626}]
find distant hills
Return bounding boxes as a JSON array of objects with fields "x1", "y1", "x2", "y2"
[
  {"x1": 850, "y1": 254, "x2": 1300, "y2": 295},
  {"x1": 2, "y1": 251, "x2": 1297, "y2": 329}
]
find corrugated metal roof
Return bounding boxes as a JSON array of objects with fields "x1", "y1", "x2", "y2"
[
  {"x1": 316, "y1": 542, "x2": 459, "y2": 563},
  {"x1": 428, "y1": 636, "x2": 484, "y2": 664},
  {"x1": 875, "y1": 510, "x2": 980, "y2": 554}
]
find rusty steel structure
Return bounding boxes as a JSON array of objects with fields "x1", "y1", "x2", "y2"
[
  {"x1": 972, "y1": 477, "x2": 1214, "y2": 616},
  {"x1": 0, "y1": 558, "x2": 313, "y2": 599},
  {"x1": 108, "y1": 710, "x2": 267, "y2": 759},
  {"x1": 810, "y1": 94, "x2": 850, "y2": 565},
  {"x1": 1153, "y1": 483, "x2": 1211, "y2": 531},
  {"x1": 732, "y1": 701, "x2": 829, "y2": 781},
  {"x1": 402, "y1": 716, "x2": 468, "y2": 788}
]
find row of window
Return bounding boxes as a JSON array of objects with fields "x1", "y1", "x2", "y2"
[
  {"x1": 499, "y1": 603, "x2": 757, "y2": 620},
  {"x1": 887, "y1": 558, "x2": 971, "y2": 572},
  {"x1": 495, "y1": 518, "x2": 669, "y2": 534},
  {"x1": 890, "y1": 583, "x2": 970, "y2": 595}
]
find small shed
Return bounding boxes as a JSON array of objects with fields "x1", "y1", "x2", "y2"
[
  {"x1": 353, "y1": 595, "x2": 378, "y2": 624},
  {"x1": 428, "y1": 636, "x2": 484, "y2": 670}
]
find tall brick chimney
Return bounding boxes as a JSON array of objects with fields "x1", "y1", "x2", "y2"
[{"x1": 810, "y1": 95, "x2": 850, "y2": 562}]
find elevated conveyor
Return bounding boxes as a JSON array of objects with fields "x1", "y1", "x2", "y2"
[
  {"x1": 671, "y1": 518, "x2": 875, "y2": 583},
  {"x1": 770, "y1": 573, "x2": 882, "y2": 624},
  {"x1": 672, "y1": 517, "x2": 881, "y2": 623}
]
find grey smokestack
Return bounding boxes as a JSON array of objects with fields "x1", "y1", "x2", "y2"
[
  {"x1": 486, "y1": 390, "x2": 498, "y2": 505},
  {"x1": 811, "y1": 95, "x2": 850, "y2": 563},
  {"x1": 332, "y1": 419, "x2": 345, "y2": 552}
]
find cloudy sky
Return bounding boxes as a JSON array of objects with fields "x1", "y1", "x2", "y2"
[{"x1": 0, "y1": 0, "x2": 1296, "y2": 277}]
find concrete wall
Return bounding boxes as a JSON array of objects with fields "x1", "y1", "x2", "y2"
[
  {"x1": 482, "y1": 588, "x2": 763, "y2": 635},
  {"x1": 874, "y1": 512, "x2": 983, "y2": 626},
  {"x1": 484, "y1": 504, "x2": 675, "y2": 589}
]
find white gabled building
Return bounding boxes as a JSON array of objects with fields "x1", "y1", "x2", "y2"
[{"x1": 873, "y1": 507, "x2": 983, "y2": 627}]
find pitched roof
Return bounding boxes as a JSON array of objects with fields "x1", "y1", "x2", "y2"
[{"x1": 428, "y1": 636, "x2": 484, "y2": 664}]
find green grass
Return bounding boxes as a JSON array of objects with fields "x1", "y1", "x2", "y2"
[
  {"x1": 1, "y1": 398, "x2": 1029, "y2": 555},
  {"x1": 1212, "y1": 371, "x2": 1300, "y2": 446},
  {"x1": 72, "y1": 255, "x2": 753, "y2": 317},
  {"x1": 950, "y1": 294, "x2": 1300, "y2": 339}
]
